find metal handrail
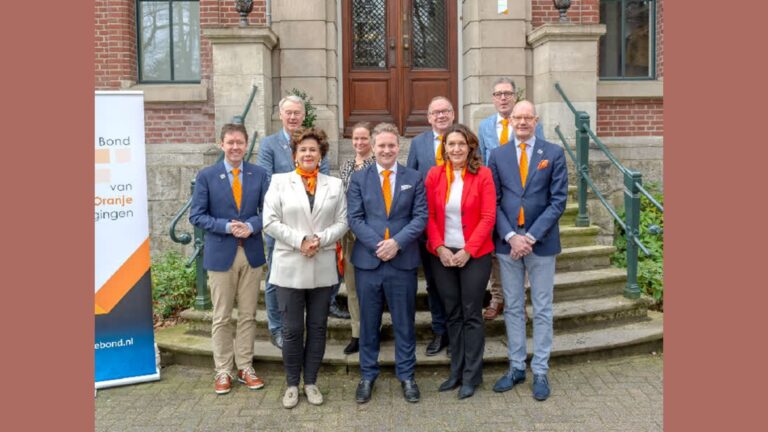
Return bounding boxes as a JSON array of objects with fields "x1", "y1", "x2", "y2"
[
  {"x1": 554, "y1": 82, "x2": 663, "y2": 299},
  {"x1": 167, "y1": 84, "x2": 259, "y2": 309}
]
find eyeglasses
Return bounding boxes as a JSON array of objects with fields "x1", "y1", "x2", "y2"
[
  {"x1": 282, "y1": 110, "x2": 303, "y2": 118},
  {"x1": 429, "y1": 109, "x2": 453, "y2": 117},
  {"x1": 492, "y1": 91, "x2": 516, "y2": 99},
  {"x1": 511, "y1": 115, "x2": 536, "y2": 122}
]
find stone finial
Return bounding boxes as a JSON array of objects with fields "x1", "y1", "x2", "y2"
[
  {"x1": 235, "y1": 0, "x2": 254, "y2": 27},
  {"x1": 553, "y1": 0, "x2": 572, "y2": 23}
]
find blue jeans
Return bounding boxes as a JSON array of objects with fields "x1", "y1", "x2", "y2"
[
  {"x1": 264, "y1": 234, "x2": 282, "y2": 335},
  {"x1": 497, "y1": 248, "x2": 556, "y2": 375}
]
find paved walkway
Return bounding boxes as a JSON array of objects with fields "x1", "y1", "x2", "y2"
[{"x1": 96, "y1": 354, "x2": 662, "y2": 431}]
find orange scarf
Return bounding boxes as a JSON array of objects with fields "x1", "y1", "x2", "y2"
[
  {"x1": 295, "y1": 166, "x2": 319, "y2": 195},
  {"x1": 444, "y1": 161, "x2": 467, "y2": 203}
]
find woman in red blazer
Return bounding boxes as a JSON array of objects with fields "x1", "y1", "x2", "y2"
[{"x1": 425, "y1": 123, "x2": 496, "y2": 399}]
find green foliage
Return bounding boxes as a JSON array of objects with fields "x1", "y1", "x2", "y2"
[
  {"x1": 611, "y1": 182, "x2": 664, "y2": 307},
  {"x1": 151, "y1": 251, "x2": 196, "y2": 318},
  {"x1": 515, "y1": 87, "x2": 527, "y2": 101},
  {"x1": 288, "y1": 88, "x2": 316, "y2": 128}
]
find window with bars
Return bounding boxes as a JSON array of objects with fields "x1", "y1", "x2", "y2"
[
  {"x1": 599, "y1": 0, "x2": 655, "y2": 79},
  {"x1": 137, "y1": 0, "x2": 200, "y2": 83}
]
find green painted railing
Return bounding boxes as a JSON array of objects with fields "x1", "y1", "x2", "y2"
[
  {"x1": 554, "y1": 82, "x2": 663, "y2": 299},
  {"x1": 168, "y1": 84, "x2": 260, "y2": 310}
]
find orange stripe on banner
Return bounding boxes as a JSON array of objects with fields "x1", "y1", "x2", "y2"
[{"x1": 95, "y1": 238, "x2": 150, "y2": 315}]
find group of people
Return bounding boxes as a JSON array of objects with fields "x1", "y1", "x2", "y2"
[{"x1": 189, "y1": 77, "x2": 568, "y2": 409}]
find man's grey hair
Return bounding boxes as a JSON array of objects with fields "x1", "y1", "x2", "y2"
[
  {"x1": 279, "y1": 94, "x2": 305, "y2": 112},
  {"x1": 491, "y1": 77, "x2": 516, "y2": 92},
  {"x1": 371, "y1": 122, "x2": 400, "y2": 145},
  {"x1": 427, "y1": 96, "x2": 453, "y2": 114}
]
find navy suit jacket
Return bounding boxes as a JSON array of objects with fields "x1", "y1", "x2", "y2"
[
  {"x1": 488, "y1": 138, "x2": 568, "y2": 256},
  {"x1": 406, "y1": 130, "x2": 437, "y2": 180},
  {"x1": 256, "y1": 130, "x2": 329, "y2": 180},
  {"x1": 347, "y1": 163, "x2": 427, "y2": 271},
  {"x1": 478, "y1": 113, "x2": 545, "y2": 165},
  {"x1": 189, "y1": 161, "x2": 269, "y2": 271}
]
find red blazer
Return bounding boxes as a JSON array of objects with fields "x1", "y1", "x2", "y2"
[{"x1": 425, "y1": 165, "x2": 496, "y2": 258}]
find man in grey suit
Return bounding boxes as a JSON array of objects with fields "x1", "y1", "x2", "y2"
[
  {"x1": 405, "y1": 96, "x2": 453, "y2": 356},
  {"x1": 477, "y1": 78, "x2": 545, "y2": 321},
  {"x1": 256, "y1": 95, "x2": 330, "y2": 349}
]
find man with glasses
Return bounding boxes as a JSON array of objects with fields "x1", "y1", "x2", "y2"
[
  {"x1": 405, "y1": 96, "x2": 454, "y2": 356},
  {"x1": 477, "y1": 78, "x2": 544, "y2": 321},
  {"x1": 488, "y1": 101, "x2": 567, "y2": 401},
  {"x1": 256, "y1": 95, "x2": 331, "y2": 350}
]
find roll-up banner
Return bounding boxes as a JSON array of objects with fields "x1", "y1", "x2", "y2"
[{"x1": 95, "y1": 91, "x2": 159, "y2": 389}]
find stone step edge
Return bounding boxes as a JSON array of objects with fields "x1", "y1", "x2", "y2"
[{"x1": 157, "y1": 311, "x2": 663, "y2": 366}]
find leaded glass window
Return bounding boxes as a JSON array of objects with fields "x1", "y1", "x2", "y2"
[
  {"x1": 352, "y1": 0, "x2": 387, "y2": 69},
  {"x1": 411, "y1": 0, "x2": 447, "y2": 69},
  {"x1": 137, "y1": 0, "x2": 201, "y2": 82}
]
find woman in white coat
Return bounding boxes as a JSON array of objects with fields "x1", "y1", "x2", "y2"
[{"x1": 263, "y1": 127, "x2": 348, "y2": 409}]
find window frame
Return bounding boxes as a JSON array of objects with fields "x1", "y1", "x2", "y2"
[
  {"x1": 136, "y1": 0, "x2": 201, "y2": 84},
  {"x1": 599, "y1": 0, "x2": 657, "y2": 81}
]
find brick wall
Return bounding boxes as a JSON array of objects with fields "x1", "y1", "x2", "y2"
[
  {"x1": 94, "y1": 0, "x2": 266, "y2": 144},
  {"x1": 532, "y1": 0, "x2": 599, "y2": 28},
  {"x1": 596, "y1": 98, "x2": 663, "y2": 137},
  {"x1": 656, "y1": 0, "x2": 663, "y2": 78}
]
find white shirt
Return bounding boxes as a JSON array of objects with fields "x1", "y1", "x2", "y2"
[
  {"x1": 432, "y1": 131, "x2": 442, "y2": 156},
  {"x1": 376, "y1": 162, "x2": 397, "y2": 191},
  {"x1": 444, "y1": 170, "x2": 465, "y2": 248},
  {"x1": 503, "y1": 136, "x2": 538, "y2": 243}
]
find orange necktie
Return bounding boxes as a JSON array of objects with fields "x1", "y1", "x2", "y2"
[
  {"x1": 518, "y1": 143, "x2": 528, "y2": 226},
  {"x1": 232, "y1": 168, "x2": 242, "y2": 211},
  {"x1": 500, "y1": 118, "x2": 509, "y2": 145},
  {"x1": 382, "y1": 169, "x2": 392, "y2": 239},
  {"x1": 435, "y1": 135, "x2": 444, "y2": 166}
]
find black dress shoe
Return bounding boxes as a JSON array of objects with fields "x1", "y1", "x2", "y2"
[
  {"x1": 401, "y1": 379, "x2": 420, "y2": 403},
  {"x1": 343, "y1": 337, "x2": 359, "y2": 355},
  {"x1": 270, "y1": 333, "x2": 283, "y2": 350},
  {"x1": 425, "y1": 333, "x2": 448, "y2": 356},
  {"x1": 329, "y1": 303, "x2": 351, "y2": 320},
  {"x1": 458, "y1": 384, "x2": 477, "y2": 400},
  {"x1": 438, "y1": 377, "x2": 461, "y2": 392},
  {"x1": 355, "y1": 379, "x2": 374, "y2": 404}
]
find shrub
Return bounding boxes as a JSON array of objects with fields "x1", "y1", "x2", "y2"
[
  {"x1": 151, "y1": 251, "x2": 196, "y2": 319},
  {"x1": 288, "y1": 88, "x2": 316, "y2": 128},
  {"x1": 611, "y1": 183, "x2": 664, "y2": 308}
]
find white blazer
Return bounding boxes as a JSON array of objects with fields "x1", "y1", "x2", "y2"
[{"x1": 263, "y1": 172, "x2": 348, "y2": 289}]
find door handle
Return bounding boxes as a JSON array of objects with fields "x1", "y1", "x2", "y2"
[
  {"x1": 402, "y1": 34, "x2": 410, "y2": 50},
  {"x1": 389, "y1": 37, "x2": 396, "y2": 67}
]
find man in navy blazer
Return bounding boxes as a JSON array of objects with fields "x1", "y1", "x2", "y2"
[
  {"x1": 477, "y1": 77, "x2": 545, "y2": 321},
  {"x1": 190, "y1": 123, "x2": 270, "y2": 395},
  {"x1": 405, "y1": 96, "x2": 453, "y2": 356},
  {"x1": 488, "y1": 101, "x2": 568, "y2": 402},
  {"x1": 255, "y1": 95, "x2": 330, "y2": 349},
  {"x1": 348, "y1": 123, "x2": 427, "y2": 404}
]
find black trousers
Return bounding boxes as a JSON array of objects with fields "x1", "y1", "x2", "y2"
[
  {"x1": 276, "y1": 285, "x2": 333, "y2": 386},
  {"x1": 430, "y1": 251, "x2": 491, "y2": 386}
]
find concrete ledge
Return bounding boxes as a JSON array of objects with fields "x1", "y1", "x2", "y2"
[
  {"x1": 528, "y1": 24, "x2": 607, "y2": 48},
  {"x1": 130, "y1": 83, "x2": 208, "y2": 103},
  {"x1": 597, "y1": 80, "x2": 664, "y2": 99},
  {"x1": 202, "y1": 27, "x2": 278, "y2": 48}
]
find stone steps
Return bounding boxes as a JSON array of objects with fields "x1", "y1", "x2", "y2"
[{"x1": 156, "y1": 311, "x2": 663, "y2": 368}]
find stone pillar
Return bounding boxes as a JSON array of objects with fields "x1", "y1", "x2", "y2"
[
  {"x1": 461, "y1": 1, "x2": 530, "y2": 131},
  {"x1": 271, "y1": 0, "x2": 339, "y2": 167},
  {"x1": 527, "y1": 24, "x2": 606, "y2": 142},
  {"x1": 203, "y1": 27, "x2": 278, "y2": 144}
]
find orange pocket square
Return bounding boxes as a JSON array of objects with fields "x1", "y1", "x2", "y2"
[{"x1": 537, "y1": 160, "x2": 549, "y2": 170}]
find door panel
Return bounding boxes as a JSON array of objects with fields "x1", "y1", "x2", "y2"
[{"x1": 343, "y1": 0, "x2": 457, "y2": 137}]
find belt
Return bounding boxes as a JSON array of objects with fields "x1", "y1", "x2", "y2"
[
  {"x1": 517, "y1": 225, "x2": 525, "y2": 229},
  {"x1": 237, "y1": 239, "x2": 245, "y2": 248}
]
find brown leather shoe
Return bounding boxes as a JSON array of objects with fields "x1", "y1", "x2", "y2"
[
  {"x1": 237, "y1": 367, "x2": 265, "y2": 390},
  {"x1": 483, "y1": 299, "x2": 504, "y2": 320},
  {"x1": 214, "y1": 372, "x2": 232, "y2": 394}
]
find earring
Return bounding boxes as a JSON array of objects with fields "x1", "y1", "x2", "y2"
[{"x1": 294, "y1": 160, "x2": 299, "y2": 167}]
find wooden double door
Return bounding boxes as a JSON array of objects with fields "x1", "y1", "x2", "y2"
[{"x1": 342, "y1": 0, "x2": 458, "y2": 137}]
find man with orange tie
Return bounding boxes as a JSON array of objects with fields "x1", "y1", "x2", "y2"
[
  {"x1": 348, "y1": 123, "x2": 427, "y2": 403},
  {"x1": 488, "y1": 101, "x2": 567, "y2": 401},
  {"x1": 477, "y1": 77, "x2": 545, "y2": 320},
  {"x1": 190, "y1": 123, "x2": 270, "y2": 395},
  {"x1": 406, "y1": 96, "x2": 454, "y2": 356}
]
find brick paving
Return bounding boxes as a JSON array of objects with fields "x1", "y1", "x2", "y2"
[{"x1": 95, "y1": 354, "x2": 663, "y2": 431}]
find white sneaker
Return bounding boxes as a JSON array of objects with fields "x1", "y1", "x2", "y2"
[
  {"x1": 304, "y1": 384, "x2": 324, "y2": 405},
  {"x1": 282, "y1": 386, "x2": 299, "y2": 409}
]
